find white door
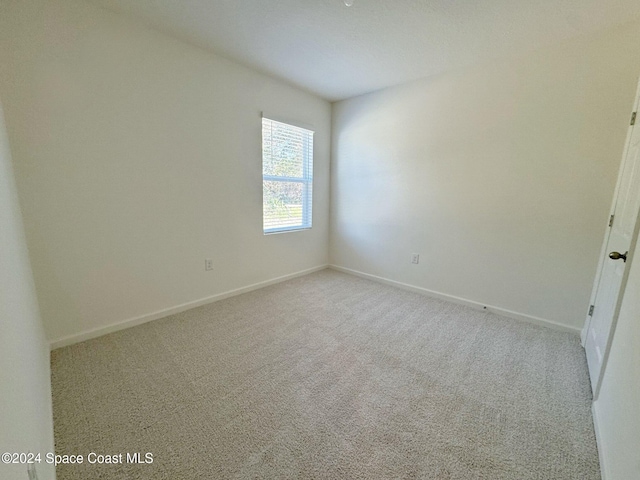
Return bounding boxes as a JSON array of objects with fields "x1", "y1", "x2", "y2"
[{"x1": 584, "y1": 89, "x2": 640, "y2": 398}]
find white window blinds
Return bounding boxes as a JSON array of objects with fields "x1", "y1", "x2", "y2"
[{"x1": 262, "y1": 117, "x2": 314, "y2": 233}]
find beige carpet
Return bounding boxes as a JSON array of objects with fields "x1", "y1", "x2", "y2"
[{"x1": 51, "y1": 269, "x2": 600, "y2": 479}]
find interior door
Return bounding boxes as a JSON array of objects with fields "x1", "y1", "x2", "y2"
[{"x1": 584, "y1": 92, "x2": 640, "y2": 398}]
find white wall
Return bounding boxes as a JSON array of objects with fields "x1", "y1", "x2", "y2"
[
  {"x1": 0, "y1": 0, "x2": 331, "y2": 346},
  {"x1": 330, "y1": 20, "x2": 640, "y2": 331},
  {"x1": 0, "y1": 99, "x2": 55, "y2": 479},
  {"x1": 593, "y1": 236, "x2": 640, "y2": 478}
]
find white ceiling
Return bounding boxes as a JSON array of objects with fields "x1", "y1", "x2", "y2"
[{"x1": 89, "y1": 0, "x2": 640, "y2": 101}]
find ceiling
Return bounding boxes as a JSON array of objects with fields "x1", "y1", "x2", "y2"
[{"x1": 89, "y1": 0, "x2": 640, "y2": 101}]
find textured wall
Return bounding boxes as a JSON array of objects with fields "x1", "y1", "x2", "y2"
[
  {"x1": 330, "y1": 20, "x2": 640, "y2": 330},
  {"x1": 0, "y1": 0, "x2": 331, "y2": 345}
]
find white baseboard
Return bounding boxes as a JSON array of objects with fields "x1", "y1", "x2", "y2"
[
  {"x1": 49, "y1": 265, "x2": 329, "y2": 350},
  {"x1": 50, "y1": 263, "x2": 580, "y2": 349},
  {"x1": 591, "y1": 403, "x2": 607, "y2": 480},
  {"x1": 329, "y1": 264, "x2": 581, "y2": 335}
]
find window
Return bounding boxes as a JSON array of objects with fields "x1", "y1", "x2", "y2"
[{"x1": 262, "y1": 117, "x2": 314, "y2": 233}]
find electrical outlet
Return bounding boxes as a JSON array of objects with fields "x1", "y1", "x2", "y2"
[
  {"x1": 205, "y1": 259, "x2": 213, "y2": 271},
  {"x1": 411, "y1": 253, "x2": 420, "y2": 264}
]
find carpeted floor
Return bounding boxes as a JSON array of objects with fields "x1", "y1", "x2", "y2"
[{"x1": 51, "y1": 269, "x2": 600, "y2": 479}]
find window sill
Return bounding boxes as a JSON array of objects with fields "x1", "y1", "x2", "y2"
[{"x1": 264, "y1": 226, "x2": 312, "y2": 235}]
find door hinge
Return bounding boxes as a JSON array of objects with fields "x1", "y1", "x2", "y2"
[
  {"x1": 609, "y1": 214, "x2": 615, "y2": 227},
  {"x1": 588, "y1": 305, "x2": 595, "y2": 316},
  {"x1": 631, "y1": 112, "x2": 637, "y2": 126}
]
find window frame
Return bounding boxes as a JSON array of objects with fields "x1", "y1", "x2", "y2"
[{"x1": 262, "y1": 117, "x2": 314, "y2": 234}]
